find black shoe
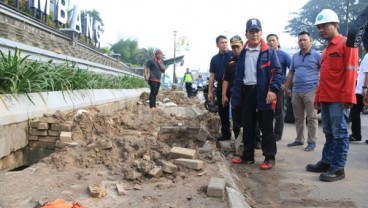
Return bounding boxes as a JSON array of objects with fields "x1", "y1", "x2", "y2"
[
  {"x1": 217, "y1": 135, "x2": 230, "y2": 141},
  {"x1": 319, "y1": 169, "x2": 345, "y2": 182},
  {"x1": 306, "y1": 161, "x2": 330, "y2": 173},
  {"x1": 366, "y1": 140, "x2": 368, "y2": 144},
  {"x1": 275, "y1": 137, "x2": 281, "y2": 142},
  {"x1": 349, "y1": 134, "x2": 362, "y2": 142},
  {"x1": 287, "y1": 141, "x2": 304, "y2": 147},
  {"x1": 255, "y1": 141, "x2": 262, "y2": 149}
]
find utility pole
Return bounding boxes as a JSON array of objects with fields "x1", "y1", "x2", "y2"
[{"x1": 173, "y1": 30, "x2": 177, "y2": 84}]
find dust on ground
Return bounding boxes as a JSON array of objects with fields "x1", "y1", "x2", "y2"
[{"x1": 0, "y1": 90, "x2": 356, "y2": 208}]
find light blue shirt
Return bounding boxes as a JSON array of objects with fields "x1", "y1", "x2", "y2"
[
  {"x1": 243, "y1": 44, "x2": 260, "y2": 85},
  {"x1": 290, "y1": 49, "x2": 321, "y2": 93}
]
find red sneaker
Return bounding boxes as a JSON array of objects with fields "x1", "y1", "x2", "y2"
[
  {"x1": 231, "y1": 157, "x2": 243, "y2": 164},
  {"x1": 260, "y1": 161, "x2": 275, "y2": 170}
]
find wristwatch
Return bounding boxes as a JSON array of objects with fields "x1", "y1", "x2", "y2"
[{"x1": 363, "y1": 86, "x2": 367, "y2": 89}]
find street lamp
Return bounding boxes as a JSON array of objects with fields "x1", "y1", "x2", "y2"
[{"x1": 173, "y1": 30, "x2": 177, "y2": 84}]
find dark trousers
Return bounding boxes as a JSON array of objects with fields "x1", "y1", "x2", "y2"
[
  {"x1": 149, "y1": 81, "x2": 161, "y2": 108},
  {"x1": 216, "y1": 86, "x2": 231, "y2": 138},
  {"x1": 241, "y1": 86, "x2": 277, "y2": 160},
  {"x1": 185, "y1": 83, "x2": 192, "y2": 97},
  {"x1": 232, "y1": 106, "x2": 242, "y2": 138},
  {"x1": 350, "y1": 94, "x2": 364, "y2": 139},
  {"x1": 274, "y1": 89, "x2": 285, "y2": 139}
]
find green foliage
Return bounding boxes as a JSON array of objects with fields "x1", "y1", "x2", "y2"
[
  {"x1": 110, "y1": 38, "x2": 141, "y2": 64},
  {"x1": 85, "y1": 9, "x2": 104, "y2": 26},
  {"x1": 285, "y1": 0, "x2": 368, "y2": 47},
  {"x1": 0, "y1": 49, "x2": 147, "y2": 95}
]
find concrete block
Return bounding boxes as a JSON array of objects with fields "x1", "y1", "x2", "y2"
[
  {"x1": 38, "y1": 136, "x2": 58, "y2": 143},
  {"x1": 50, "y1": 123, "x2": 62, "y2": 131},
  {"x1": 28, "y1": 135, "x2": 39, "y2": 141},
  {"x1": 125, "y1": 170, "x2": 142, "y2": 180},
  {"x1": 39, "y1": 117, "x2": 60, "y2": 124},
  {"x1": 170, "y1": 147, "x2": 196, "y2": 159},
  {"x1": 156, "y1": 160, "x2": 178, "y2": 174},
  {"x1": 55, "y1": 140, "x2": 78, "y2": 149},
  {"x1": 196, "y1": 126, "x2": 210, "y2": 142},
  {"x1": 116, "y1": 183, "x2": 127, "y2": 196},
  {"x1": 48, "y1": 130, "x2": 60, "y2": 137},
  {"x1": 29, "y1": 120, "x2": 39, "y2": 128},
  {"x1": 174, "y1": 158, "x2": 203, "y2": 170},
  {"x1": 148, "y1": 167, "x2": 163, "y2": 178},
  {"x1": 60, "y1": 131, "x2": 72, "y2": 142},
  {"x1": 88, "y1": 184, "x2": 106, "y2": 198},
  {"x1": 207, "y1": 177, "x2": 225, "y2": 198},
  {"x1": 226, "y1": 187, "x2": 251, "y2": 208},
  {"x1": 37, "y1": 122, "x2": 49, "y2": 130},
  {"x1": 29, "y1": 129, "x2": 48, "y2": 136}
]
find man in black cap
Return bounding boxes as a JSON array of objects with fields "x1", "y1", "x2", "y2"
[
  {"x1": 230, "y1": 18, "x2": 283, "y2": 170},
  {"x1": 222, "y1": 35, "x2": 243, "y2": 140}
]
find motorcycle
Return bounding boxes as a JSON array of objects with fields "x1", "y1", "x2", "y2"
[{"x1": 202, "y1": 81, "x2": 218, "y2": 113}]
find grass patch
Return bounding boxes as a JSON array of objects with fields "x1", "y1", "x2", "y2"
[{"x1": 0, "y1": 49, "x2": 147, "y2": 95}]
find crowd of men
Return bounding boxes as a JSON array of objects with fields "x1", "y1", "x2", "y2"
[
  {"x1": 207, "y1": 9, "x2": 367, "y2": 182},
  {"x1": 143, "y1": 8, "x2": 368, "y2": 182}
]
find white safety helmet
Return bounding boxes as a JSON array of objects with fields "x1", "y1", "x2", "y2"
[{"x1": 314, "y1": 9, "x2": 340, "y2": 26}]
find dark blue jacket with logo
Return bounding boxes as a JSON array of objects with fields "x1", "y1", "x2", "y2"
[{"x1": 231, "y1": 39, "x2": 283, "y2": 110}]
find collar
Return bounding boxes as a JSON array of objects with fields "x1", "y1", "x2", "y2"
[
  {"x1": 243, "y1": 38, "x2": 269, "y2": 52},
  {"x1": 299, "y1": 48, "x2": 312, "y2": 55},
  {"x1": 330, "y1": 34, "x2": 344, "y2": 45}
]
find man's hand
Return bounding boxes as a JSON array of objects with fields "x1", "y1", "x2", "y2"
[
  {"x1": 144, "y1": 75, "x2": 149, "y2": 81},
  {"x1": 280, "y1": 84, "x2": 285, "y2": 91},
  {"x1": 266, "y1": 91, "x2": 276, "y2": 104},
  {"x1": 285, "y1": 89, "x2": 292, "y2": 97},
  {"x1": 314, "y1": 102, "x2": 321, "y2": 110},
  {"x1": 208, "y1": 92, "x2": 213, "y2": 102},
  {"x1": 222, "y1": 95, "x2": 229, "y2": 107},
  {"x1": 342, "y1": 102, "x2": 353, "y2": 109}
]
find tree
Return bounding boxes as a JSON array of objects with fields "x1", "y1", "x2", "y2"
[
  {"x1": 110, "y1": 38, "x2": 140, "y2": 64},
  {"x1": 285, "y1": 0, "x2": 368, "y2": 48},
  {"x1": 85, "y1": 9, "x2": 104, "y2": 26}
]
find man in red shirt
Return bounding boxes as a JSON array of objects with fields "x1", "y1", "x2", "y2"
[{"x1": 306, "y1": 9, "x2": 358, "y2": 182}]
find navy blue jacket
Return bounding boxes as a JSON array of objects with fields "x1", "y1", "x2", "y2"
[{"x1": 231, "y1": 39, "x2": 283, "y2": 110}]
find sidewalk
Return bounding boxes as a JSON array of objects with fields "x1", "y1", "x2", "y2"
[{"x1": 229, "y1": 115, "x2": 368, "y2": 207}]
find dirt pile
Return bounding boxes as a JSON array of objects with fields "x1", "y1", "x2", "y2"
[{"x1": 40, "y1": 92, "x2": 221, "y2": 183}]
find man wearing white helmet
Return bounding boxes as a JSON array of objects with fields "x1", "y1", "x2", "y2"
[{"x1": 306, "y1": 9, "x2": 358, "y2": 182}]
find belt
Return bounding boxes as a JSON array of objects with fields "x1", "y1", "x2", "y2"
[{"x1": 243, "y1": 85, "x2": 257, "y2": 89}]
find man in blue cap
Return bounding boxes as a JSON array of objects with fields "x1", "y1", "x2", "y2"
[{"x1": 231, "y1": 18, "x2": 283, "y2": 170}]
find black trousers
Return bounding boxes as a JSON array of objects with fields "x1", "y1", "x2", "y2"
[
  {"x1": 216, "y1": 85, "x2": 231, "y2": 138},
  {"x1": 232, "y1": 106, "x2": 242, "y2": 138},
  {"x1": 149, "y1": 81, "x2": 161, "y2": 108},
  {"x1": 241, "y1": 86, "x2": 277, "y2": 160},
  {"x1": 350, "y1": 94, "x2": 364, "y2": 139},
  {"x1": 185, "y1": 83, "x2": 192, "y2": 97}
]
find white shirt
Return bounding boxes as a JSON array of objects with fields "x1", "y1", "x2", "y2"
[
  {"x1": 356, "y1": 53, "x2": 368, "y2": 94},
  {"x1": 243, "y1": 44, "x2": 260, "y2": 85}
]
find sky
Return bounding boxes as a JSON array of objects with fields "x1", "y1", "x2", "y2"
[{"x1": 70, "y1": 0, "x2": 309, "y2": 80}]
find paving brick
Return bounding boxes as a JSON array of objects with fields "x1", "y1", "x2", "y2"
[
  {"x1": 50, "y1": 123, "x2": 62, "y2": 131},
  {"x1": 28, "y1": 135, "x2": 39, "y2": 141},
  {"x1": 60, "y1": 131, "x2": 72, "y2": 142},
  {"x1": 174, "y1": 158, "x2": 203, "y2": 170},
  {"x1": 196, "y1": 126, "x2": 210, "y2": 142},
  {"x1": 156, "y1": 160, "x2": 178, "y2": 174},
  {"x1": 29, "y1": 129, "x2": 48, "y2": 136},
  {"x1": 39, "y1": 117, "x2": 60, "y2": 124},
  {"x1": 29, "y1": 120, "x2": 39, "y2": 128},
  {"x1": 48, "y1": 130, "x2": 60, "y2": 136},
  {"x1": 88, "y1": 184, "x2": 106, "y2": 198},
  {"x1": 148, "y1": 167, "x2": 163, "y2": 178},
  {"x1": 170, "y1": 147, "x2": 196, "y2": 159},
  {"x1": 115, "y1": 183, "x2": 127, "y2": 196},
  {"x1": 37, "y1": 122, "x2": 49, "y2": 130},
  {"x1": 38, "y1": 136, "x2": 58, "y2": 143},
  {"x1": 207, "y1": 177, "x2": 225, "y2": 198},
  {"x1": 55, "y1": 140, "x2": 78, "y2": 149}
]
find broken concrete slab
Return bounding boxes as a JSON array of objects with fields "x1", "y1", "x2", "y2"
[
  {"x1": 207, "y1": 177, "x2": 225, "y2": 198},
  {"x1": 170, "y1": 147, "x2": 197, "y2": 159},
  {"x1": 174, "y1": 158, "x2": 203, "y2": 170}
]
